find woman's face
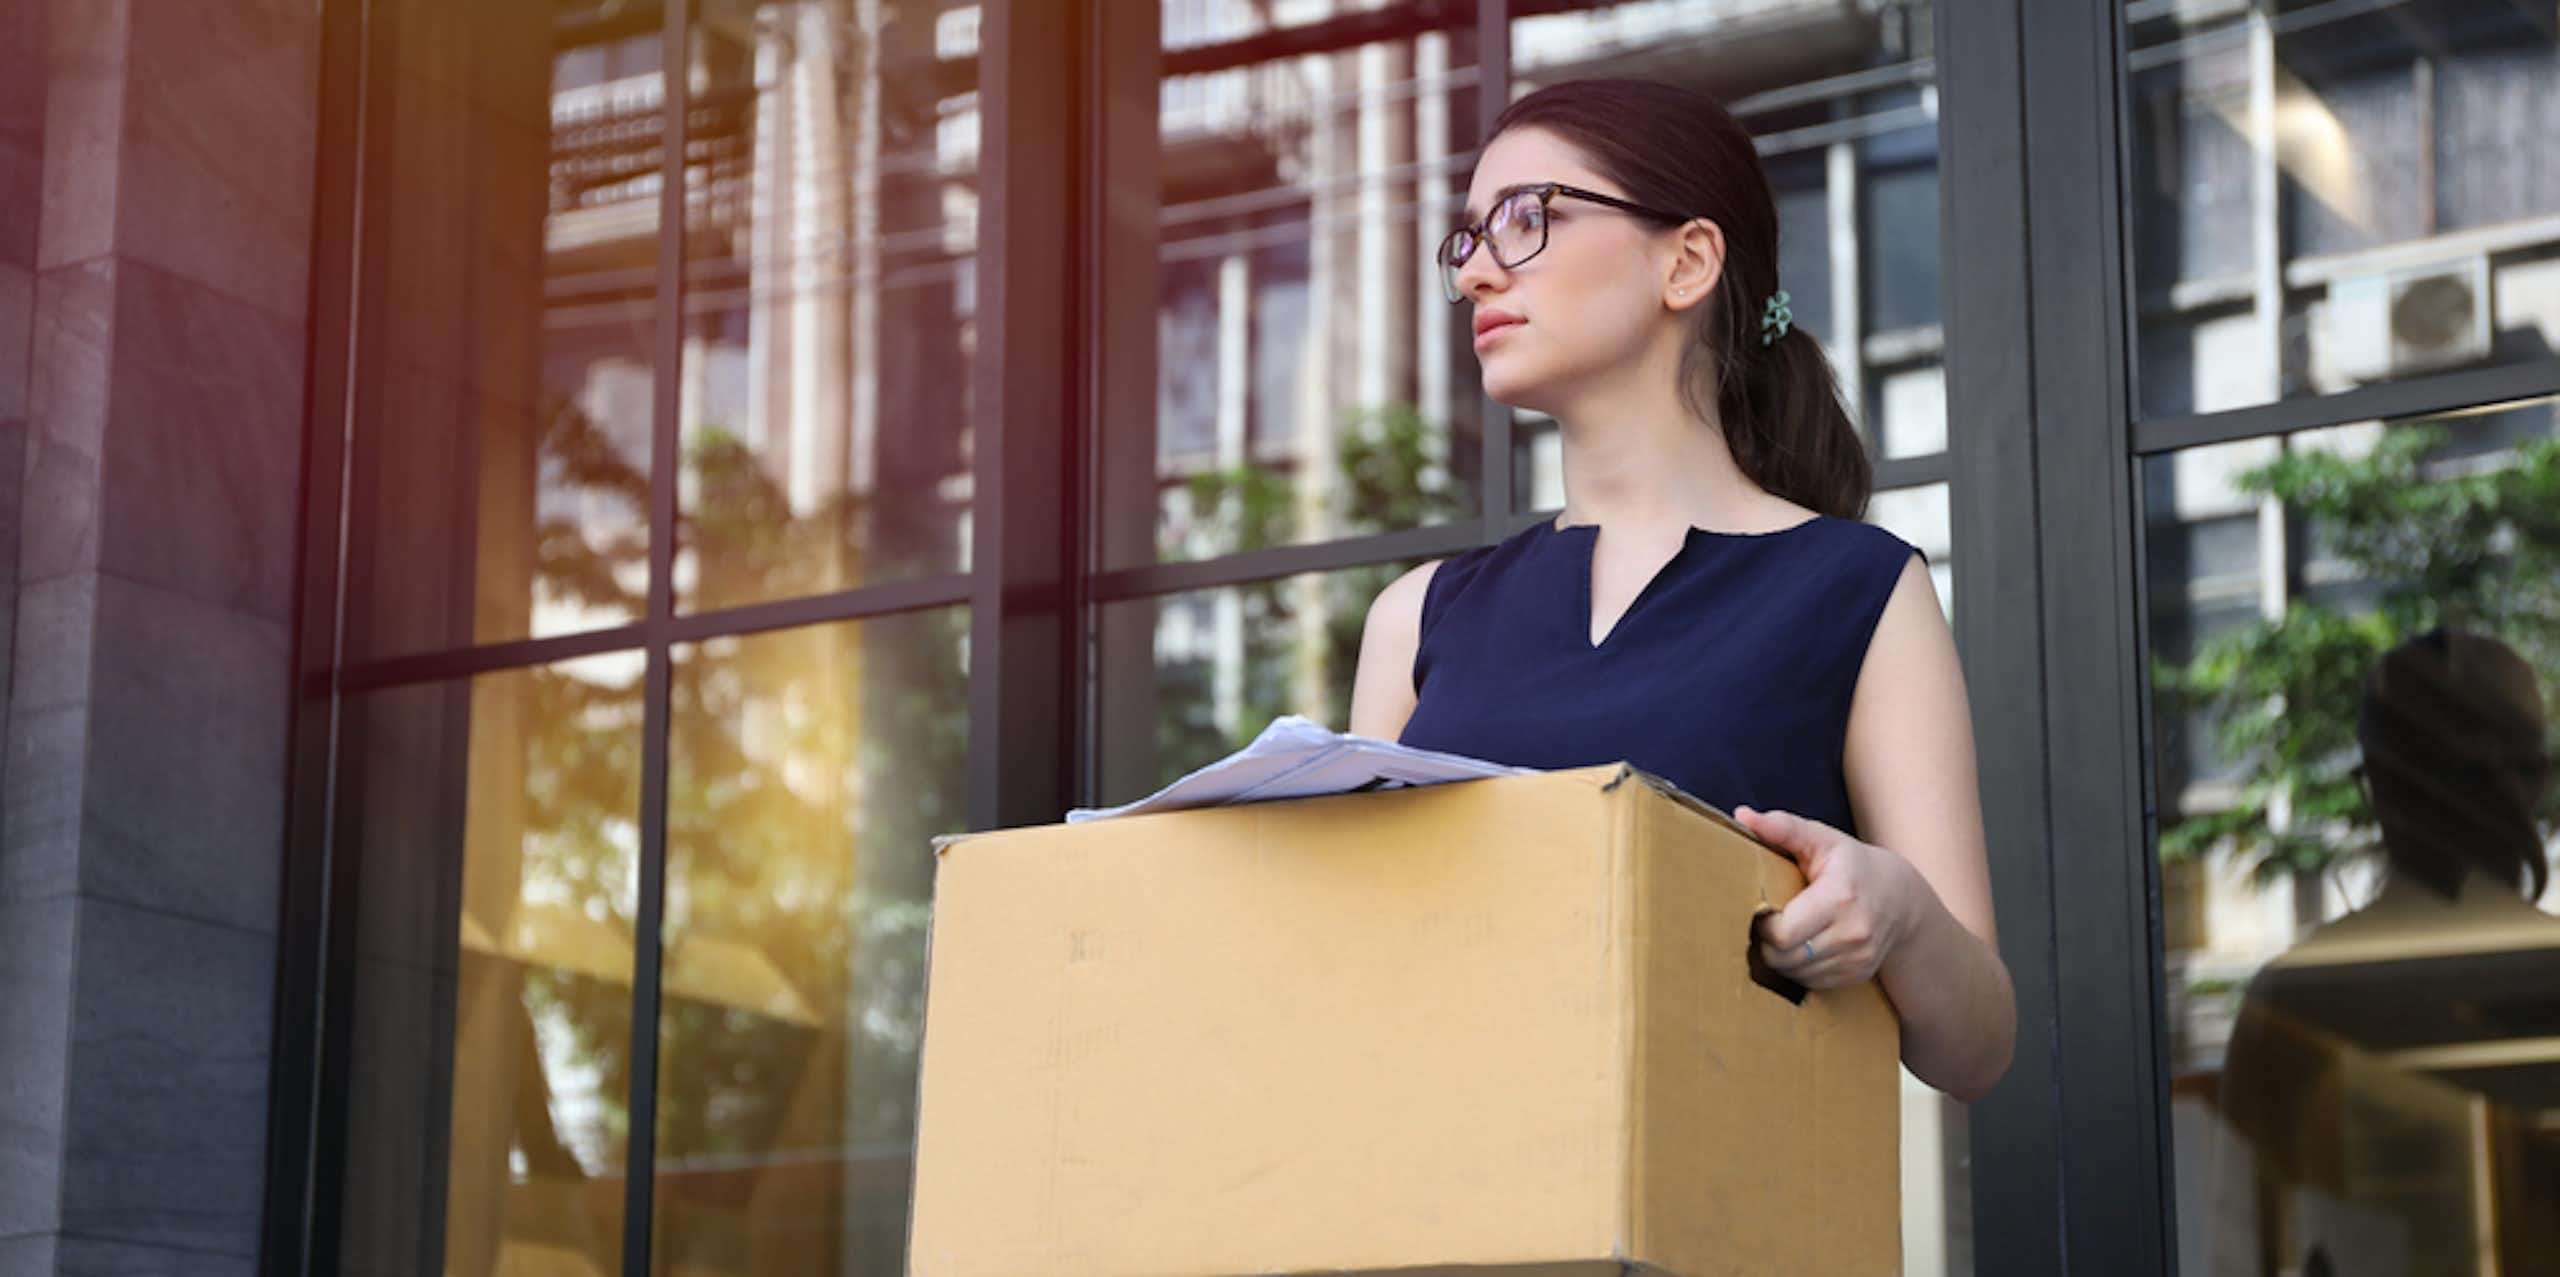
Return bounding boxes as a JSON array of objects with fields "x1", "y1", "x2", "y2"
[{"x1": 1454, "y1": 127, "x2": 1689, "y2": 414}]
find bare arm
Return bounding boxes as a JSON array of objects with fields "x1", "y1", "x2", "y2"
[
  {"x1": 1347, "y1": 561, "x2": 1441, "y2": 740},
  {"x1": 1742, "y1": 555, "x2": 2016, "y2": 1101},
  {"x1": 1843, "y1": 557, "x2": 2015, "y2": 1099}
]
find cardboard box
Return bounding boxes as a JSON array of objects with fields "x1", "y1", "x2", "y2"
[{"x1": 908, "y1": 764, "x2": 1901, "y2": 1276}]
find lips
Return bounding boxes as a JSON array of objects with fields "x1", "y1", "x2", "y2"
[{"x1": 1472, "y1": 309, "x2": 1525, "y2": 348}]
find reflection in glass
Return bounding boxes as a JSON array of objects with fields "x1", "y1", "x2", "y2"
[
  {"x1": 2148, "y1": 397, "x2": 2560, "y2": 1275},
  {"x1": 1097, "y1": 562, "x2": 1427, "y2": 806},
  {"x1": 2128, "y1": 0, "x2": 2560, "y2": 418},
  {"x1": 357, "y1": 0, "x2": 662, "y2": 658},
  {"x1": 652, "y1": 608, "x2": 969, "y2": 1275},
  {"x1": 332, "y1": 656, "x2": 646, "y2": 1275},
  {"x1": 1503, "y1": 1, "x2": 1948, "y2": 511},
  {"x1": 1135, "y1": 4, "x2": 1485, "y2": 566},
  {"x1": 677, "y1": 5, "x2": 976, "y2": 613}
]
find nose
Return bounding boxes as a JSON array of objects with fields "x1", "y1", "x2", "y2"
[{"x1": 1453, "y1": 240, "x2": 1507, "y2": 301}]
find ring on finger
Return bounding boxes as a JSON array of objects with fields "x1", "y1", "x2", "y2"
[{"x1": 1802, "y1": 939, "x2": 1817, "y2": 962}]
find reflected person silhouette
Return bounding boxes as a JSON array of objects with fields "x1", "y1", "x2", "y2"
[{"x1": 2214, "y1": 630, "x2": 2560, "y2": 1277}]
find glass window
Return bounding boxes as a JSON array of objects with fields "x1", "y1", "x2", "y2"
[
  {"x1": 1117, "y1": 5, "x2": 1487, "y2": 568},
  {"x1": 1095, "y1": 562, "x2": 1426, "y2": 806},
  {"x1": 1868, "y1": 481, "x2": 1952, "y2": 619},
  {"x1": 330, "y1": 656, "x2": 645, "y2": 1275},
  {"x1": 355, "y1": 0, "x2": 662, "y2": 659},
  {"x1": 2127, "y1": 0, "x2": 2560, "y2": 419},
  {"x1": 676, "y1": 6, "x2": 976, "y2": 613},
  {"x1": 651, "y1": 608, "x2": 970, "y2": 1274},
  {"x1": 2146, "y1": 395, "x2": 2560, "y2": 1277}
]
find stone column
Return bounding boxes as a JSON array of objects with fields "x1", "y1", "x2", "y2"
[{"x1": 0, "y1": 0, "x2": 320, "y2": 1272}]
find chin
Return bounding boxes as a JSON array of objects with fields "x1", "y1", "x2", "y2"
[{"x1": 1478, "y1": 361, "x2": 1563, "y2": 417}]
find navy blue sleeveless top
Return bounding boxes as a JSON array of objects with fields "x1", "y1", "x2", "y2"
[{"x1": 1397, "y1": 516, "x2": 1922, "y2": 836}]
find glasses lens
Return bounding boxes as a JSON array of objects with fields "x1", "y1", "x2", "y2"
[
  {"x1": 1486, "y1": 191, "x2": 1545, "y2": 267},
  {"x1": 1437, "y1": 227, "x2": 1476, "y2": 302}
]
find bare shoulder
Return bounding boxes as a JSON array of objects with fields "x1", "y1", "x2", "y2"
[
  {"x1": 1348, "y1": 560, "x2": 1445, "y2": 739},
  {"x1": 1869, "y1": 552, "x2": 1951, "y2": 654},
  {"x1": 1853, "y1": 554, "x2": 1964, "y2": 736},
  {"x1": 1371, "y1": 559, "x2": 1442, "y2": 629},
  {"x1": 1845, "y1": 552, "x2": 1995, "y2": 941}
]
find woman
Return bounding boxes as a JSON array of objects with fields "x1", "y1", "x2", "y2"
[{"x1": 1348, "y1": 78, "x2": 2016, "y2": 1101}]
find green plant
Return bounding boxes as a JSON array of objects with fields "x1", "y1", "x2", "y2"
[
  {"x1": 2158, "y1": 424, "x2": 2560, "y2": 883},
  {"x1": 1156, "y1": 403, "x2": 1472, "y2": 781}
]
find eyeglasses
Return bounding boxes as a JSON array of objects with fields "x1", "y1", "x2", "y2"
[{"x1": 1435, "y1": 182, "x2": 1695, "y2": 304}]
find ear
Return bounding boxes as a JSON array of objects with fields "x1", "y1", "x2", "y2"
[{"x1": 1663, "y1": 219, "x2": 1728, "y2": 312}]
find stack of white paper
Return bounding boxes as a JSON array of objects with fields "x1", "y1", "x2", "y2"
[{"x1": 1064, "y1": 715, "x2": 1532, "y2": 824}]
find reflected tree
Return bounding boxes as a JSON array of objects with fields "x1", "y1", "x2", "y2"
[
  {"x1": 1161, "y1": 404, "x2": 1469, "y2": 782},
  {"x1": 2158, "y1": 425, "x2": 2560, "y2": 883},
  {"x1": 488, "y1": 392, "x2": 969, "y2": 1272}
]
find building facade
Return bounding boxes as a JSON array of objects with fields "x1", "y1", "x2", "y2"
[{"x1": 1, "y1": 0, "x2": 2554, "y2": 1274}]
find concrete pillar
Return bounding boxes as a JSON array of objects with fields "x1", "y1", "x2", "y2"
[{"x1": 0, "y1": 1, "x2": 321, "y2": 1273}]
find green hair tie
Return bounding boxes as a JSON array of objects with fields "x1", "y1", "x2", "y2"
[{"x1": 1759, "y1": 290, "x2": 1793, "y2": 347}]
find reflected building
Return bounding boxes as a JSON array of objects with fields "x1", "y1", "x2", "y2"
[{"x1": 2129, "y1": 4, "x2": 2560, "y2": 1273}]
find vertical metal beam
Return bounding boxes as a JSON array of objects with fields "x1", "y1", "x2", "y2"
[
  {"x1": 1935, "y1": 0, "x2": 2065, "y2": 1271},
  {"x1": 1085, "y1": 0, "x2": 1163, "y2": 810},
  {"x1": 2023, "y1": 0, "x2": 2174, "y2": 1270},
  {"x1": 263, "y1": 0, "x2": 376, "y2": 1268},
  {"x1": 618, "y1": 0, "x2": 688, "y2": 1268},
  {"x1": 1941, "y1": 0, "x2": 2180, "y2": 1270},
  {"x1": 974, "y1": 0, "x2": 1088, "y2": 830}
]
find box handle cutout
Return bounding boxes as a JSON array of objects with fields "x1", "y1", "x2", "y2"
[{"x1": 1746, "y1": 911, "x2": 1807, "y2": 1006}]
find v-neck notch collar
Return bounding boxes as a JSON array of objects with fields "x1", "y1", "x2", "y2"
[{"x1": 1536, "y1": 516, "x2": 1827, "y2": 652}]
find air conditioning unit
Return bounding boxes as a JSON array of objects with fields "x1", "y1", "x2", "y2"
[{"x1": 2327, "y1": 256, "x2": 2493, "y2": 383}]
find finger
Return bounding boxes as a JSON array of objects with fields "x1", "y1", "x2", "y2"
[
  {"x1": 1754, "y1": 880, "x2": 1843, "y2": 954},
  {"x1": 1759, "y1": 932, "x2": 1834, "y2": 979},
  {"x1": 1732, "y1": 806, "x2": 1839, "y2": 863},
  {"x1": 1762, "y1": 923, "x2": 1862, "y2": 986}
]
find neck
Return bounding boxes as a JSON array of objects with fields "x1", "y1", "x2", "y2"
[{"x1": 1546, "y1": 356, "x2": 1776, "y2": 535}]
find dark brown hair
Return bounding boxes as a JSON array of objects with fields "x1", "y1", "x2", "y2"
[
  {"x1": 2358, "y1": 629, "x2": 2551, "y2": 901},
  {"x1": 1489, "y1": 78, "x2": 1871, "y2": 519}
]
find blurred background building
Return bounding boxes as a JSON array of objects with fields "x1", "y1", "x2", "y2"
[{"x1": 1, "y1": 0, "x2": 2553, "y2": 1274}]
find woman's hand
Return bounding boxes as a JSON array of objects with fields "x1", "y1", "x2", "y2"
[{"x1": 1736, "y1": 805, "x2": 1925, "y2": 990}]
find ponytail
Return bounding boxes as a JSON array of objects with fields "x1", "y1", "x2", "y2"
[{"x1": 1705, "y1": 320, "x2": 1871, "y2": 521}]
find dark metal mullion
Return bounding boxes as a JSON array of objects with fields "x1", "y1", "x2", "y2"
[
  {"x1": 971, "y1": 0, "x2": 1086, "y2": 832},
  {"x1": 329, "y1": 575, "x2": 975, "y2": 694},
  {"x1": 1872, "y1": 452, "x2": 1950, "y2": 490},
  {"x1": 262, "y1": 0, "x2": 381, "y2": 1270},
  {"x1": 666, "y1": 575, "x2": 973, "y2": 643},
  {"x1": 619, "y1": 0, "x2": 687, "y2": 1268},
  {"x1": 1079, "y1": 0, "x2": 1162, "y2": 810},
  {"x1": 328, "y1": 623, "x2": 647, "y2": 694},
  {"x1": 2133, "y1": 355, "x2": 2560, "y2": 455},
  {"x1": 1476, "y1": 0, "x2": 1513, "y2": 532},
  {"x1": 1935, "y1": 2, "x2": 2068, "y2": 1271},
  {"x1": 1087, "y1": 522, "x2": 1499, "y2": 601},
  {"x1": 2024, "y1": 0, "x2": 2174, "y2": 1272}
]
